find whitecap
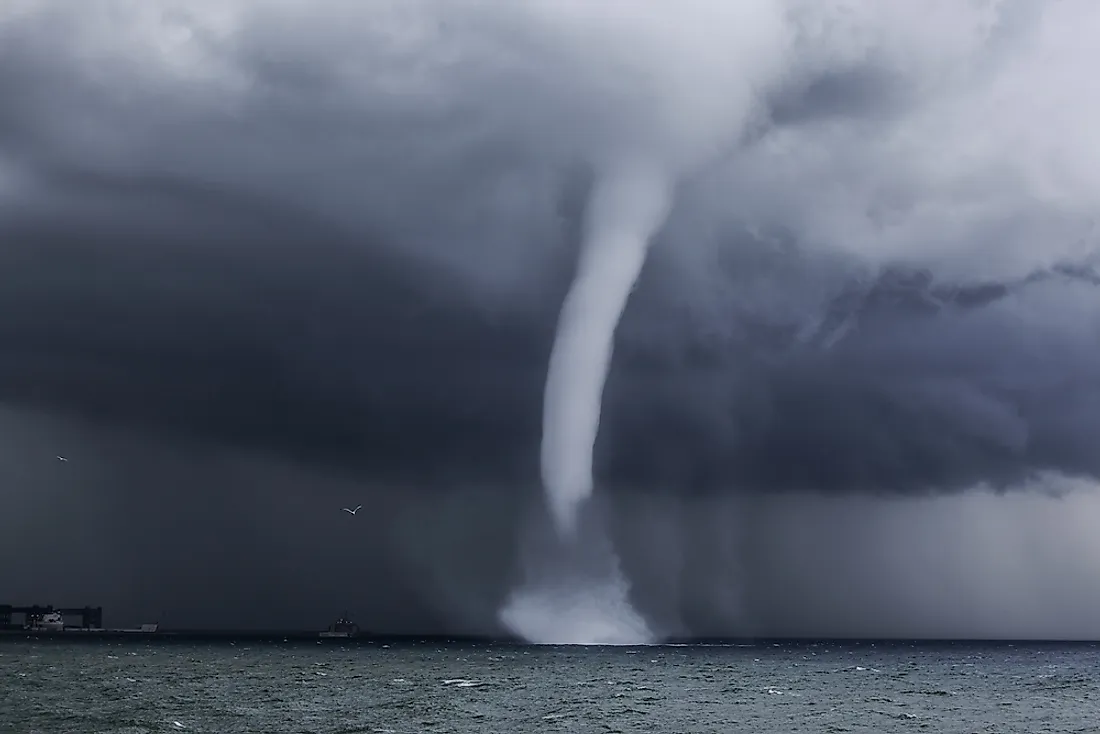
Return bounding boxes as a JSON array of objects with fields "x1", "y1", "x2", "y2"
[{"x1": 442, "y1": 678, "x2": 482, "y2": 687}]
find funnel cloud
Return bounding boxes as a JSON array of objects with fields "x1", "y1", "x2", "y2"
[
  {"x1": 1, "y1": 1, "x2": 1099, "y2": 639},
  {"x1": 541, "y1": 163, "x2": 673, "y2": 537}
]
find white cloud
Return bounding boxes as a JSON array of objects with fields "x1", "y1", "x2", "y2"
[{"x1": 3, "y1": 1, "x2": 1097, "y2": 297}]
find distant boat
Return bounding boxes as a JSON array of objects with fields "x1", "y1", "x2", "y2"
[{"x1": 319, "y1": 615, "x2": 360, "y2": 639}]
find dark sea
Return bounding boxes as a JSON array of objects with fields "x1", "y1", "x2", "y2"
[{"x1": 2, "y1": 639, "x2": 1099, "y2": 733}]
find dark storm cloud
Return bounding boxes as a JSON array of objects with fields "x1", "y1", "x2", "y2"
[
  {"x1": 600, "y1": 264, "x2": 1100, "y2": 496},
  {"x1": 0, "y1": 177, "x2": 555, "y2": 484},
  {"x1": 0, "y1": 0, "x2": 1097, "y2": 499},
  {"x1": 2, "y1": 176, "x2": 1095, "y2": 497},
  {"x1": 2, "y1": 1, "x2": 1100, "y2": 638}
]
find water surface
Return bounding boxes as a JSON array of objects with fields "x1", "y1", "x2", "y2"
[{"x1": 2, "y1": 640, "x2": 1097, "y2": 733}]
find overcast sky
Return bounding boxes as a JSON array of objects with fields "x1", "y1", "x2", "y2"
[{"x1": 1, "y1": 0, "x2": 1098, "y2": 638}]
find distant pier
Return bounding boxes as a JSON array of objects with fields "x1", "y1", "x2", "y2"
[{"x1": 0, "y1": 604, "x2": 103, "y2": 631}]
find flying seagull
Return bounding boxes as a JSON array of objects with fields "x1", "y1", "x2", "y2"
[
  {"x1": 342, "y1": 505, "x2": 362, "y2": 515},
  {"x1": 56, "y1": 455, "x2": 68, "y2": 462}
]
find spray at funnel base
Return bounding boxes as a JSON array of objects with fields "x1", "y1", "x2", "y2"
[
  {"x1": 540, "y1": 163, "x2": 673, "y2": 537},
  {"x1": 499, "y1": 498, "x2": 657, "y2": 645}
]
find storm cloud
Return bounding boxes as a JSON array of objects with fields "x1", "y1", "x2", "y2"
[{"x1": 1, "y1": 0, "x2": 1099, "y2": 636}]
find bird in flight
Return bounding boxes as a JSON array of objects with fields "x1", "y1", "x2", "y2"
[
  {"x1": 56, "y1": 456, "x2": 68, "y2": 462},
  {"x1": 342, "y1": 505, "x2": 362, "y2": 515}
]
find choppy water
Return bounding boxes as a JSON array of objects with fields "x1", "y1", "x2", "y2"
[{"x1": 2, "y1": 640, "x2": 1099, "y2": 733}]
